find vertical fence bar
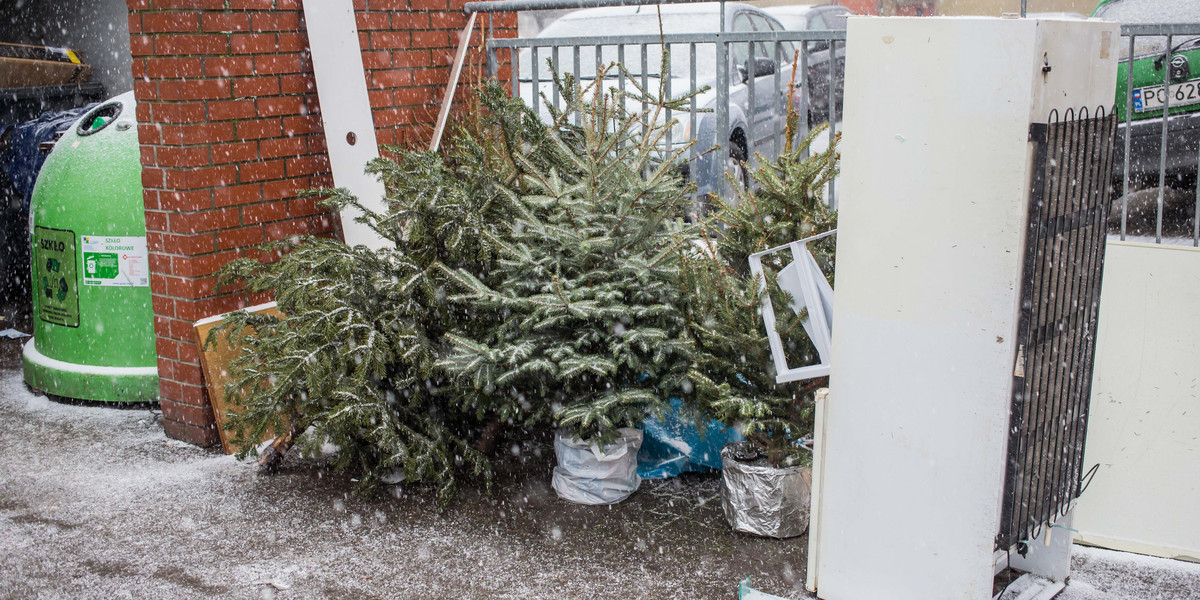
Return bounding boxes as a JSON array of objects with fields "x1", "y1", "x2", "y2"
[
  {"x1": 596, "y1": 44, "x2": 604, "y2": 135},
  {"x1": 618, "y1": 44, "x2": 626, "y2": 101},
  {"x1": 1195, "y1": 141, "x2": 1200, "y2": 246},
  {"x1": 487, "y1": 14, "x2": 497, "y2": 77},
  {"x1": 690, "y1": 42, "x2": 697, "y2": 158},
  {"x1": 666, "y1": 43, "x2": 673, "y2": 150},
  {"x1": 800, "y1": 39, "x2": 810, "y2": 159},
  {"x1": 531, "y1": 46, "x2": 539, "y2": 117},
  {"x1": 715, "y1": 1, "x2": 730, "y2": 194},
  {"x1": 619, "y1": 44, "x2": 627, "y2": 148},
  {"x1": 1156, "y1": 34, "x2": 1172, "y2": 244},
  {"x1": 573, "y1": 45, "x2": 581, "y2": 126},
  {"x1": 595, "y1": 43, "x2": 603, "y2": 85},
  {"x1": 552, "y1": 45, "x2": 560, "y2": 111},
  {"x1": 510, "y1": 48, "x2": 518, "y2": 96},
  {"x1": 641, "y1": 43, "x2": 649, "y2": 120},
  {"x1": 1121, "y1": 34, "x2": 1134, "y2": 240},
  {"x1": 774, "y1": 41, "x2": 783, "y2": 157},
  {"x1": 747, "y1": 41, "x2": 756, "y2": 162}
]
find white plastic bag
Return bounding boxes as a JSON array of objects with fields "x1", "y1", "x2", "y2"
[{"x1": 551, "y1": 427, "x2": 643, "y2": 505}]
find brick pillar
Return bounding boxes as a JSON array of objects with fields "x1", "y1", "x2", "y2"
[{"x1": 127, "y1": 0, "x2": 515, "y2": 446}]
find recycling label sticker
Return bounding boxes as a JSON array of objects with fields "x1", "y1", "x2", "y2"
[
  {"x1": 81, "y1": 235, "x2": 149, "y2": 287},
  {"x1": 34, "y1": 226, "x2": 80, "y2": 328}
]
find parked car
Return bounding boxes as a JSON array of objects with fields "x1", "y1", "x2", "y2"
[
  {"x1": 764, "y1": 4, "x2": 849, "y2": 126},
  {"x1": 517, "y1": 3, "x2": 799, "y2": 209},
  {"x1": 764, "y1": 4, "x2": 849, "y2": 33},
  {"x1": 1092, "y1": 0, "x2": 1200, "y2": 197}
]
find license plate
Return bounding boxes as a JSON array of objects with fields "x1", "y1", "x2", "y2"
[{"x1": 1133, "y1": 77, "x2": 1200, "y2": 113}]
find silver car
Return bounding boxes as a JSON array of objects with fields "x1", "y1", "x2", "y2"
[
  {"x1": 765, "y1": 4, "x2": 849, "y2": 127},
  {"x1": 517, "y1": 3, "x2": 800, "y2": 207}
]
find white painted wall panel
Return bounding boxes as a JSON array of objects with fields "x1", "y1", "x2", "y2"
[{"x1": 1074, "y1": 241, "x2": 1200, "y2": 562}]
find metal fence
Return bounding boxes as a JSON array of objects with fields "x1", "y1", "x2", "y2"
[
  {"x1": 465, "y1": 0, "x2": 1200, "y2": 246},
  {"x1": 467, "y1": 0, "x2": 845, "y2": 209},
  {"x1": 1113, "y1": 23, "x2": 1200, "y2": 246}
]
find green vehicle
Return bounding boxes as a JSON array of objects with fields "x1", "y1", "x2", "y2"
[{"x1": 1092, "y1": 0, "x2": 1200, "y2": 191}]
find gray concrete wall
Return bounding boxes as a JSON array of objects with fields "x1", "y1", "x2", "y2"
[{"x1": 0, "y1": 0, "x2": 133, "y2": 96}]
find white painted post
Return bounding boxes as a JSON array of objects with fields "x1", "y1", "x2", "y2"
[{"x1": 301, "y1": 0, "x2": 391, "y2": 250}]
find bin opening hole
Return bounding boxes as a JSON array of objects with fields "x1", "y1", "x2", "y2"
[{"x1": 76, "y1": 102, "x2": 124, "y2": 137}]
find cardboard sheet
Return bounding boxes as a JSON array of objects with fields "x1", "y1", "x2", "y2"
[{"x1": 194, "y1": 301, "x2": 284, "y2": 454}]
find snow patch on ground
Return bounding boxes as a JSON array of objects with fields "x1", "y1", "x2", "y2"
[
  {"x1": 0, "y1": 369, "x2": 809, "y2": 599},
  {"x1": 2, "y1": 367, "x2": 1196, "y2": 600},
  {"x1": 1060, "y1": 545, "x2": 1200, "y2": 600}
]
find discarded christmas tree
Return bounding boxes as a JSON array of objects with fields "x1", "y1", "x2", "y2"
[
  {"x1": 684, "y1": 114, "x2": 840, "y2": 469},
  {"x1": 439, "y1": 64, "x2": 700, "y2": 447},
  {"x1": 210, "y1": 82, "x2": 574, "y2": 504}
]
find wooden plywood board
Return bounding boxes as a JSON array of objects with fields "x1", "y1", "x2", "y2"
[
  {"x1": 0, "y1": 57, "x2": 92, "y2": 88},
  {"x1": 0, "y1": 43, "x2": 92, "y2": 88},
  {"x1": 194, "y1": 301, "x2": 284, "y2": 454}
]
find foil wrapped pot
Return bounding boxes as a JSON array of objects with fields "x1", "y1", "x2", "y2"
[{"x1": 720, "y1": 441, "x2": 812, "y2": 538}]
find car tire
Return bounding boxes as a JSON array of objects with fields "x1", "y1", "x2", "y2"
[
  {"x1": 687, "y1": 133, "x2": 750, "y2": 222},
  {"x1": 724, "y1": 132, "x2": 749, "y2": 201}
]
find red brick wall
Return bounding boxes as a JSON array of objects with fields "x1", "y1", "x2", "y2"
[
  {"x1": 127, "y1": 0, "x2": 515, "y2": 446},
  {"x1": 836, "y1": 0, "x2": 880, "y2": 15},
  {"x1": 840, "y1": 0, "x2": 940, "y2": 16}
]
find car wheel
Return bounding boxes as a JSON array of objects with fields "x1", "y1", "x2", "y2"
[
  {"x1": 723, "y1": 133, "x2": 749, "y2": 205},
  {"x1": 726, "y1": 155, "x2": 747, "y2": 190},
  {"x1": 687, "y1": 133, "x2": 749, "y2": 221}
]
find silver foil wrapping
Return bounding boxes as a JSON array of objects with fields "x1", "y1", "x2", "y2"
[
  {"x1": 720, "y1": 442, "x2": 812, "y2": 538},
  {"x1": 551, "y1": 427, "x2": 643, "y2": 505}
]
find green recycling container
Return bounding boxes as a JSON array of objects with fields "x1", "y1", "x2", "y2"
[{"x1": 23, "y1": 91, "x2": 159, "y2": 403}]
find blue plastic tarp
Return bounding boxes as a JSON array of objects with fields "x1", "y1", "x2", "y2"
[{"x1": 637, "y1": 397, "x2": 744, "y2": 479}]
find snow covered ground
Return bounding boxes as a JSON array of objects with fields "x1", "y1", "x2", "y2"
[
  {"x1": 1060, "y1": 546, "x2": 1200, "y2": 600},
  {"x1": 0, "y1": 367, "x2": 806, "y2": 599},
  {"x1": 1, "y1": 365, "x2": 1197, "y2": 599}
]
